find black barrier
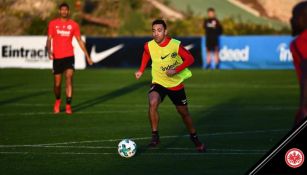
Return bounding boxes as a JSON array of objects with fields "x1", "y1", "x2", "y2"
[{"x1": 85, "y1": 37, "x2": 203, "y2": 68}]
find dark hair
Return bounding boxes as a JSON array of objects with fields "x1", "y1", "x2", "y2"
[
  {"x1": 152, "y1": 19, "x2": 167, "y2": 30},
  {"x1": 207, "y1": 7, "x2": 215, "y2": 12},
  {"x1": 58, "y1": 2, "x2": 70, "y2": 10},
  {"x1": 291, "y1": 1, "x2": 307, "y2": 36}
]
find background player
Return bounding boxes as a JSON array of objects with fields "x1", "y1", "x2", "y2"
[
  {"x1": 204, "y1": 7, "x2": 223, "y2": 69},
  {"x1": 290, "y1": 1, "x2": 307, "y2": 126},
  {"x1": 47, "y1": 2, "x2": 93, "y2": 114},
  {"x1": 135, "y1": 19, "x2": 206, "y2": 152}
]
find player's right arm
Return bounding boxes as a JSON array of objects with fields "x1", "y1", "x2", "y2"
[
  {"x1": 46, "y1": 35, "x2": 53, "y2": 60},
  {"x1": 46, "y1": 21, "x2": 54, "y2": 60},
  {"x1": 135, "y1": 43, "x2": 150, "y2": 80}
]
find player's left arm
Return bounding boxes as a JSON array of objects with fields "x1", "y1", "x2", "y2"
[
  {"x1": 75, "y1": 36, "x2": 93, "y2": 65},
  {"x1": 216, "y1": 19, "x2": 223, "y2": 35},
  {"x1": 74, "y1": 23, "x2": 93, "y2": 65},
  {"x1": 290, "y1": 41, "x2": 302, "y2": 82},
  {"x1": 166, "y1": 44, "x2": 194, "y2": 76}
]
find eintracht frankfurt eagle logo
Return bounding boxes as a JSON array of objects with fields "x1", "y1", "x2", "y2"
[{"x1": 285, "y1": 148, "x2": 304, "y2": 168}]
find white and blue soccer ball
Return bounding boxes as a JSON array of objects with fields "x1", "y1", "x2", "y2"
[{"x1": 118, "y1": 139, "x2": 137, "y2": 158}]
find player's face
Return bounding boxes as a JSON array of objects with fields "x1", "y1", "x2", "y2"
[
  {"x1": 59, "y1": 6, "x2": 70, "y2": 18},
  {"x1": 152, "y1": 24, "x2": 167, "y2": 44},
  {"x1": 208, "y1": 11, "x2": 215, "y2": 18}
]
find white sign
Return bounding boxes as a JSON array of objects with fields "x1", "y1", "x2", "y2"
[
  {"x1": 277, "y1": 43, "x2": 293, "y2": 62},
  {"x1": 0, "y1": 36, "x2": 86, "y2": 69}
]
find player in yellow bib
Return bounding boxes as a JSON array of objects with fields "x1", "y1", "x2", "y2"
[{"x1": 135, "y1": 19, "x2": 206, "y2": 152}]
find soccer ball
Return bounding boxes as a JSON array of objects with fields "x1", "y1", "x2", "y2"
[{"x1": 118, "y1": 139, "x2": 137, "y2": 158}]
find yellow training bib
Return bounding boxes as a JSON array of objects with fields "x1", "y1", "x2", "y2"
[{"x1": 148, "y1": 38, "x2": 192, "y2": 88}]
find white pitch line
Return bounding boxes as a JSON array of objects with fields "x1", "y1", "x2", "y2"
[
  {"x1": 207, "y1": 148, "x2": 266, "y2": 153},
  {"x1": 0, "y1": 151, "x2": 115, "y2": 155},
  {"x1": 4, "y1": 103, "x2": 202, "y2": 108},
  {"x1": 0, "y1": 145, "x2": 267, "y2": 153},
  {"x1": 0, "y1": 129, "x2": 288, "y2": 147},
  {"x1": 0, "y1": 145, "x2": 116, "y2": 149},
  {"x1": 4, "y1": 103, "x2": 297, "y2": 111},
  {"x1": 0, "y1": 86, "x2": 137, "y2": 93},
  {"x1": 198, "y1": 129, "x2": 288, "y2": 137},
  {"x1": 141, "y1": 152, "x2": 265, "y2": 156},
  {"x1": 0, "y1": 151, "x2": 264, "y2": 156},
  {"x1": 0, "y1": 106, "x2": 296, "y2": 116},
  {"x1": 0, "y1": 84, "x2": 296, "y2": 93},
  {"x1": 186, "y1": 84, "x2": 297, "y2": 89},
  {"x1": 0, "y1": 110, "x2": 147, "y2": 116}
]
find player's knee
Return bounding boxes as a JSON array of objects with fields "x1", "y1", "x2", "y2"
[
  {"x1": 149, "y1": 99, "x2": 159, "y2": 109},
  {"x1": 179, "y1": 111, "x2": 189, "y2": 117},
  {"x1": 65, "y1": 74, "x2": 73, "y2": 80},
  {"x1": 54, "y1": 82, "x2": 61, "y2": 88},
  {"x1": 65, "y1": 78, "x2": 72, "y2": 84},
  {"x1": 176, "y1": 107, "x2": 189, "y2": 116},
  {"x1": 65, "y1": 71, "x2": 73, "y2": 78}
]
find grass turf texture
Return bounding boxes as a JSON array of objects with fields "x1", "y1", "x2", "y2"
[{"x1": 0, "y1": 69, "x2": 297, "y2": 175}]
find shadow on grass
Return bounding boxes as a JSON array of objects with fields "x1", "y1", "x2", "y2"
[
  {"x1": 157, "y1": 99, "x2": 240, "y2": 151},
  {"x1": 73, "y1": 81, "x2": 150, "y2": 112},
  {"x1": 0, "y1": 84, "x2": 24, "y2": 91},
  {"x1": 0, "y1": 91, "x2": 47, "y2": 106}
]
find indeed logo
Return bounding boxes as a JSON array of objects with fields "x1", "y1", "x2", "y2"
[
  {"x1": 56, "y1": 29, "x2": 70, "y2": 36},
  {"x1": 219, "y1": 46, "x2": 249, "y2": 62},
  {"x1": 161, "y1": 61, "x2": 179, "y2": 71},
  {"x1": 277, "y1": 43, "x2": 293, "y2": 62}
]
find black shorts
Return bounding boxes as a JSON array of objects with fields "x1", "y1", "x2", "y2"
[
  {"x1": 148, "y1": 84, "x2": 188, "y2": 106},
  {"x1": 53, "y1": 56, "x2": 75, "y2": 74},
  {"x1": 206, "y1": 37, "x2": 219, "y2": 51}
]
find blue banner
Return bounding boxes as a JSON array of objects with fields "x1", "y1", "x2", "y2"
[{"x1": 201, "y1": 36, "x2": 294, "y2": 69}]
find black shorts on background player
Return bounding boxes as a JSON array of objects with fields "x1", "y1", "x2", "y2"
[
  {"x1": 206, "y1": 36, "x2": 219, "y2": 51},
  {"x1": 149, "y1": 84, "x2": 188, "y2": 106},
  {"x1": 204, "y1": 18, "x2": 222, "y2": 50},
  {"x1": 53, "y1": 56, "x2": 75, "y2": 74}
]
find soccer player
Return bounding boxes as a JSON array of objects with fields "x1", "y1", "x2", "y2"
[
  {"x1": 47, "y1": 2, "x2": 93, "y2": 114},
  {"x1": 135, "y1": 19, "x2": 206, "y2": 152},
  {"x1": 203, "y1": 7, "x2": 223, "y2": 69},
  {"x1": 290, "y1": 1, "x2": 307, "y2": 126}
]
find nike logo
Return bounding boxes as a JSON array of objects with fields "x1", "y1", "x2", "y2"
[
  {"x1": 90, "y1": 44, "x2": 124, "y2": 63},
  {"x1": 161, "y1": 53, "x2": 170, "y2": 60}
]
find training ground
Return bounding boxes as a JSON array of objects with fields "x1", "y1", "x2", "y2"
[{"x1": 0, "y1": 69, "x2": 296, "y2": 175}]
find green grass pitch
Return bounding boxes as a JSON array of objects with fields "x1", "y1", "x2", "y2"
[{"x1": 0, "y1": 69, "x2": 298, "y2": 175}]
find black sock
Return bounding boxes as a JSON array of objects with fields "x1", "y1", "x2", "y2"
[
  {"x1": 152, "y1": 131, "x2": 159, "y2": 136},
  {"x1": 190, "y1": 132, "x2": 202, "y2": 146},
  {"x1": 66, "y1": 97, "x2": 72, "y2": 104},
  {"x1": 152, "y1": 131, "x2": 159, "y2": 140},
  {"x1": 190, "y1": 132, "x2": 197, "y2": 139}
]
